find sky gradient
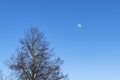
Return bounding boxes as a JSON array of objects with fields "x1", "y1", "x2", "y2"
[{"x1": 0, "y1": 0, "x2": 120, "y2": 80}]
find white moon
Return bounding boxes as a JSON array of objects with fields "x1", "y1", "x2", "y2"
[{"x1": 77, "y1": 24, "x2": 82, "y2": 28}]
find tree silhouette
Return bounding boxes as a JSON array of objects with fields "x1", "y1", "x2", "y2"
[{"x1": 8, "y1": 27, "x2": 68, "y2": 80}]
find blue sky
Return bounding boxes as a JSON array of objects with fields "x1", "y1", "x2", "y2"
[{"x1": 0, "y1": 0, "x2": 120, "y2": 80}]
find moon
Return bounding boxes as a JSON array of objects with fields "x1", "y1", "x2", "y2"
[{"x1": 77, "y1": 24, "x2": 82, "y2": 28}]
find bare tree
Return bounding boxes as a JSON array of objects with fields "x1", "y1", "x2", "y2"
[{"x1": 8, "y1": 27, "x2": 68, "y2": 80}]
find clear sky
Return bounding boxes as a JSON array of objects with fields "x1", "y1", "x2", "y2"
[{"x1": 0, "y1": 0, "x2": 120, "y2": 80}]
